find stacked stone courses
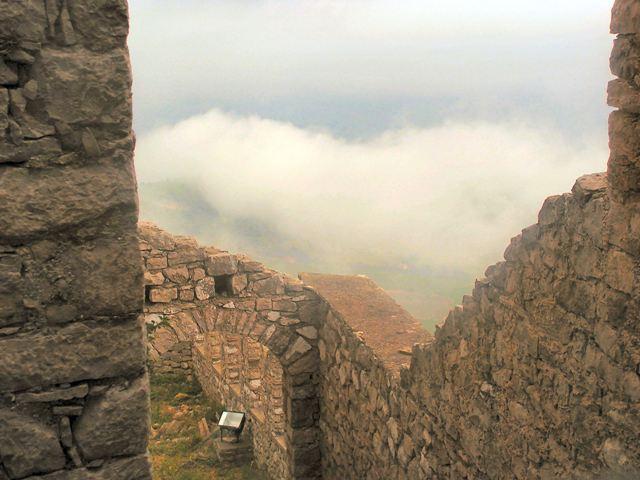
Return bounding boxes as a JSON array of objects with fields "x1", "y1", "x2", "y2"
[
  {"x1": 145, "y1": 2, "x2": 640, "y2": 476},
  {"x1": 140, "y1": 223, "x2": 323, "y2": 480},
  {"x1": 0, "y1": 1, "x2": 151, "y2": 480},
  {"x1": 3, "y1": 1, "x2": 640, "y2": 479}
]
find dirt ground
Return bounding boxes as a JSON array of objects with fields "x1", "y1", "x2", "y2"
[{"x1": 149, "y1": 373, "x2": 269, "y2": 480}]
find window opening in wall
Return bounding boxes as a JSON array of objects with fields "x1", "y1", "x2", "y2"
[{"x1": 215, "y1": 274, "x2": 233, "y2": 296}]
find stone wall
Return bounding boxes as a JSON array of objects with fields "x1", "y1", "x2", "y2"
[
  {"x1": 311, "y1": 172, "x2": 640, "y2": 479},
  {"x1": 140, "y1": 223, "x2": 323, "y2": 480},
  {"x1": 150, "y1": 340, "x2": 194, "y2": 380},
  {"x1": 0, "y1": 1, "x2": 150, "y2": 479},
  {"x1": 7, "y1": 0, "x2": 634, "y2": 478}
]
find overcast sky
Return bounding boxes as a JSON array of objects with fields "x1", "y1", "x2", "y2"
[
  {"x1": 128, "y1": 1, "x2": 614, "y2": 320},
  {"x1": 128, "y1": 0, "x2": 612, "y2": 138}
]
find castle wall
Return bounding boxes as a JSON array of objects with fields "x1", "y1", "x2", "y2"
[
  {"x1": 0, "y1": 1, "x2": 150, "y2": 479},
  {"x1": 4, "y1": 1, "x2": 636, "y2": 479},
  {"x1": 312, "y1": 172, "x2": 640, "y2": 479}
]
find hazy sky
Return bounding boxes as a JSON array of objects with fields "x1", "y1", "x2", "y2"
[
  {"x1": 128, "y1": 1, "x2": 614, "y2": 321},
  {"x1": 128, "y1": 0, "x2": 612, "y2": 137}
]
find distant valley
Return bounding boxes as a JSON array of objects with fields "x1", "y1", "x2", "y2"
[{"x1": 139, "y1": 180, "x2": 474, "y2": 331}]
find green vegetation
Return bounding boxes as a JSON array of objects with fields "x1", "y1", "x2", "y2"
[{"x1": 149, "y1": 372, "x2": 268, "y2": 480}]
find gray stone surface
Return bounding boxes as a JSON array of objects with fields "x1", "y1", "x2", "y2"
[
  {"x1": 22, "y1": 455, "x2": 152, "y2": 480},
  {"x1": 0, "y1": 319, "x2": 146, "y2": 392},
  {"x1": 0, "y1": 162, "x2": 137, "y2": 243},
  {"x1": 0, "y1": 0, "x2": 148, "y2": 477},
  {"x1": 16, "y1": 384, "x2": 88, "y2": 403},
  {"x1": 0, "y1": 409, "x2": 66, "y2": 479},
  {"x1": 73, "y1": 375, "x2": 150, "y2": 461}
]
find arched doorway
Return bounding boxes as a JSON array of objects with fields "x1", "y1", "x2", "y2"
[{"x1": 140, "y1": 222, "x2": 323, "y2": 479}]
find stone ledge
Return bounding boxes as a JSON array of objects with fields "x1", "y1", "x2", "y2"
[{"x1": 300, "y1": 273, "x2": 431, "y2": 375}]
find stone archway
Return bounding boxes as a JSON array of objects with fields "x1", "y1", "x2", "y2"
[{"x1": 139, "y1": 223, "x2": 323, "y2": 480}]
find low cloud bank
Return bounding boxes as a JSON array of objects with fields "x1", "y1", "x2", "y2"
[{"x1": 136, "y1": 109, "x2": 607, "y2": 277}]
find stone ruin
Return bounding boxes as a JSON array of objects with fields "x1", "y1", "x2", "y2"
[
  {"x1": 139, "y1": 222, "x2": 324, "y2": 480},
  {"x1": 2, "y1": 0, "x2": 640, "y2": 479}
]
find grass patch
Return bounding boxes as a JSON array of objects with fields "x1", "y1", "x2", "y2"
[{"x1": 149, "y1": 372, "x2": 268, "y2": 480}]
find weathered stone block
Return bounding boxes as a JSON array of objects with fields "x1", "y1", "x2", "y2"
[
  {"x1": 283, "y1": 336, "x2": 312, "y2": 364},
  {"x1": 16, "y1": 384, "x2": 88, "y2": 403},
  {"x1": 149, "y1": 287, "x2": 178, "y2": 303},
  {"x1": 237, "y1": 255, "x2": 263, "y2": 273},
  {"x1": 191, "y1": 267, "x2": 206, "y2": 281},
  {"x1": 179, "y1": 287, "x2": 195, "y2": 301},
  {"x1": 605, "y1": 250, "x2": 636, "y2": 293},
  {"x1": 163, "y1": 266, "x2": 189, "y2": 284},
  {"x1": 0, "y1": 161, "x2": 137, "y2": 243},
  {"x1": 59, "y1": 416, "x2": 73, "y2": 448},
  {"x1": 139, "y1": 223, "x2": 175, "y2": 250},
  {"x1": 297, "y1": 326, "x2": 318, "y2": 340},
  {"x1": 256, "y1": 298, "x2": 272, "y2": 311},
  {"x1": 32, "y1": 46, "x2": 131, "y2": 132},
  {"x1": 608, "y1": 111, "x2": 640, "y2": 198},
  {"x1": 0, "y1": 318, "x2": 145, "y2": 392},
  {"x1": 195, "y1": 277, "x2": 216, "y2": 300},
  {"x1": 52, "y1": 406, "x2": 84, "y2": 416},
  {"x1": 0, "y1": 1, "x2": 47, "y2": 43},
  {"x1": 273, "y1": 299, "x2": 297, "y2": 312},
  {"x1": 611, "y1": 35, "x2": 640, "y2": 85},
  {"x1": 167, "y1": 243, "x2": 203, "y2": 266},
  {"x1": 572, "y1": 173, "x2": 608, "y2": 204},
  {"x1": 0, "y1": 137, "x2": 62, "y2": 166},
  {"x1": 21, "y1": 455, "x2": 152, "y2": 480},
  {"x1": 253, "y1": 275, "x2": 286, "y2": 296},
  {"x1": 144, "y1": 270, "x2": 164, "y2": 286},
  {"x1": 66, "y1": 0, "x2": 130, "y2": 51},
  {"x1": 608, "y1": 79, "x2": 640, "y2": 113},
  {"x1": 287, "y1": 351, "x2": 318, "y2": 376},
  {"x1": 205, "y1": 252, "x2": 238, "y2": 276},
  {"x1": 612, "y1": 0, "x2": 640, "y2": 34},
  {"x1": 146, "y1": 256, "x2": 167, "y2": 270},
  {"x1": 29, "y1": 232, "x2": 144, "y2": 318},
  {"x1": 231, "y1": 274, "x2": 248, "y2": 294},
  {"x1": 74, "y1": 375, "x2": 149, "y2": 461},
  {"x1": 0, "y1": 409, "x2": 66, "y2": 479}
]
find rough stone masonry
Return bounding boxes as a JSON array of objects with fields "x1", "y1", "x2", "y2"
[
  {"x1": 2, "y1": 1, "x2": 640, "y2": 480},
  {"x1": 140, "y1": 222, "x2": 324, "y2": 480},
  {"x1": 0, "y1": 1, "x2": 151, "y2": 479},
  {"x1": 144, "y1": 2, "x2": 640, "y2": 478}
]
